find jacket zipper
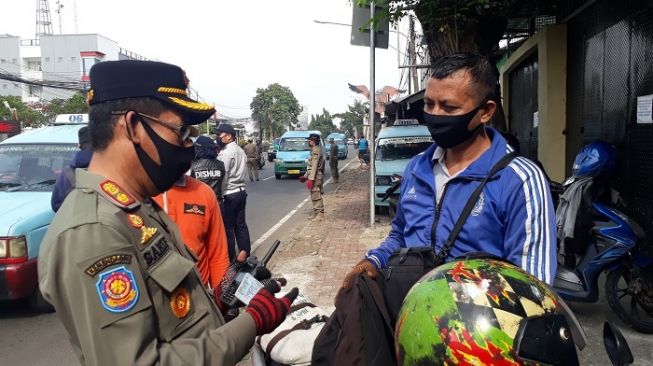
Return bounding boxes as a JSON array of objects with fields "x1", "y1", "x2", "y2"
[{"x1": 430, "y1": 183, "x2": 450, "y2": 248}]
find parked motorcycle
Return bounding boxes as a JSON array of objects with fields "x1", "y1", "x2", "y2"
[{"x1": 554, "y1": 141, "x2": 653, "y2": 333}]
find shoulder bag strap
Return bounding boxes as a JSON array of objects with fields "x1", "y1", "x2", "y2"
[
  {"x1": 436, "y1": 152, "x2": 517, "y2": 262},
  {"x1": 264, "y1": 314, "x2": 329, "y2": 362}
]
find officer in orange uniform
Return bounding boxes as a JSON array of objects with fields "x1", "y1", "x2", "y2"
[{"x1": 154, "y1": 175, "x2": 229, "y2": 288}]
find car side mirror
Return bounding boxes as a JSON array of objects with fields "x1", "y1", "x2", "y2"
[{"x1": 603, "y1": 321, "x2": 633, "y2": 366}]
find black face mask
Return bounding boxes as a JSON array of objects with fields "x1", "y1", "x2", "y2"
[
  {"x1": 423, "y1": 102, "x2": 485, "y2": 149},
  {"x1": 133, "y1": 118, "x2": 195, "y2": 193}
]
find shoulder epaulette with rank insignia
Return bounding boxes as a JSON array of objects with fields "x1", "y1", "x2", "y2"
[{"x1": 99, "y1": 180, "x2": 140, "y2": 210}]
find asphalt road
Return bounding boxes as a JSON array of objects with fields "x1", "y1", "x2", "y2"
[
  {"x1": 0, "y1": 146, "x2": 358, "y2": 366},
  {"x1": 2, "y1": 145, "x2": 653, "y2": 365}
]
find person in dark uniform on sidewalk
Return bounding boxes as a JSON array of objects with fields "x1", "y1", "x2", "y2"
[
  {"x1": 191, "y1": 135, "x2": 226, "y2": 203},
  {"x1": 243, "y1": 138, "x2": 259, "y2": 181},
  {"x1": 38, "y1": 60, "x2": 297, "y2": 366},
  {"x1": 299, "y1": 133, "x2": 325, "y2": 220},
  {"x1": 328, "y1": 137, "x2": 339, "y2": 183},
  {"x1": 216, "y1": 123, "x2": 251, "y2": 261}
]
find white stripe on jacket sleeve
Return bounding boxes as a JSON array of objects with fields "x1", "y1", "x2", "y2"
[{"x1": 508, "y1": 157, "x2": 553, "y2": 283}]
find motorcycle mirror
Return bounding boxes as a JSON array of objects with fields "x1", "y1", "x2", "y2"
[{"x1": 603, "y1": 321, "x2": 634, "y2": 366}]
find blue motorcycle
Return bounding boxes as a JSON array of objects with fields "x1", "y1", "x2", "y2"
[{"x1": 554, "y1": 141, "x2": 653, "y2": 333}]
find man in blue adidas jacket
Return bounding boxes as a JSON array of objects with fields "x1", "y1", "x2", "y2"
[{"x1": 343, "y1": 53, "x2": 556, "y2": 286}]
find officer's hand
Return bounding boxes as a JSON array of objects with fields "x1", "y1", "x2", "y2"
[
  {"x1": 306, "y1": 179, "x2": 315, "y2": 190},
  {"x1": 342, "y1": 259, "x2": 377, "y2": 289},
  {"x1": 245, "y1": 287, "x2": 299, "y2": 335},
  {"x1": 299, "y1": 176, "x2": 307, "y2": 183}
]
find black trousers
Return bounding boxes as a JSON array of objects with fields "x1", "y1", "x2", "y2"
[{"x1": 222, "y1": 189, "x2": 251, "y2": 260}]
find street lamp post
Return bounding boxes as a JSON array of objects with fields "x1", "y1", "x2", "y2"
[{"x1": 368, "y1": 2, "x2": 376, "y2": 229}]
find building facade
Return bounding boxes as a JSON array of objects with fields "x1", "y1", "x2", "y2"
[
  {"x1": 501, "y1": 0, "x2": 653, "y2": 237},
  {"x1": 0, "y1": 33, "x2": 146, "y2": 103}
]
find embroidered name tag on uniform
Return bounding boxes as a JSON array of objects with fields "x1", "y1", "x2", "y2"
[
  {"x1": 96, "y1": 266, "x2": 139, "y2": 313},
  {"x1": 183, "y1": 203, "x2": 206, "y2": 216},
  {"x1": 143, "y1": 237, "x2": 170, "y2": 268},
  {"x1": 85, "y1": 254, "x2": 132, "y2": 277},
  {"x1": 170, "y1": 287, "x2": 191, "y2": 318}
]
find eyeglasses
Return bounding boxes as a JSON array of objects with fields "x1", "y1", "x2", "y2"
[{"x1": 112, "y1": 110, "x2": 200, "y2": 145}]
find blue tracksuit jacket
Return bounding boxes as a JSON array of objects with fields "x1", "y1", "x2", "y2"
[{"x1": 366, "y1": 128, "x2": 557, "y2": 284}]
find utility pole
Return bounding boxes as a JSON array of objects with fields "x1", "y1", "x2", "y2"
[
  {"x1": 368, "y1": 1, "x2": 376, "y2": 229},
  {"x1": 408, "y1": 15, "x2": 419, "y2": 93}
]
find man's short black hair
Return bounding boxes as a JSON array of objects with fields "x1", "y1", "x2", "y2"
[
  {"x1": 431, "y1": 53, "x2": 499, "y2": 102},
  {"x1": 77, "y1": 126, "x2": 90, "y2": 148},
  {"x1": 88, "y1": 97, "x2": 166, "y2": 151}
]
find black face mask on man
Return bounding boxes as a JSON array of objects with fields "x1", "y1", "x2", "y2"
[
  {"x1": 423, "y1": 102, "x2": 486, "y2": 149},
  {"x1": 133, "y1": 117, "x2": 196, "y2": 193}
]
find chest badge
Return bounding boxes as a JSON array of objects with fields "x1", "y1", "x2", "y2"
[
  {"x1": 170, "y1": 287, "x2": 191, "y2": 318},
  {"x1": 128, "y1": 214, "x2": 144, "y2": 229},
  {"x1": 96, "y1": 266, "x2": 139, "y2": 313},
  {"x1": 140, "y1": 226, "x2": 158, "y2": 245}
]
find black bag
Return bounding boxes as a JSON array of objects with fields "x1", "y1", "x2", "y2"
[{"x1": 312, "y1": 275, "x2": 395, "y2": 366}]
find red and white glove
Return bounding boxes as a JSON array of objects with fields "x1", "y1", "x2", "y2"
[
  {"x1": 306, "y1": 180, "x2": 315, "y2": 190},
  {"x1": 245, "y1": 287, "x2": 299, "y2": 335}
]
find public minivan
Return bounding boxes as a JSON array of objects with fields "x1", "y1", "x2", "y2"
[
  {"x1": 374, "y1": 119, "x2": 433, "y2": 211},
  {"x1": 274, "y1": 130, "x2": 325, "y2": 179},
  {"x1": 0, "y1": 113, "x2": 87, "y2": 311}
]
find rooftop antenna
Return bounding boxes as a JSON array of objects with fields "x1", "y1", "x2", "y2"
[
  {"x1": 55, "y1": 0, "x2": 64, "y2": 34},
  {"x1": 73, "y1": 0, "x2": 78, "y2": 33},
  {"x1": 35, "y1": 0, "x2": 54, "y2": 39}
]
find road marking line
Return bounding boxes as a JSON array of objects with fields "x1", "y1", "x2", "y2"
[
  {"x1": 252, "y1": 156, "x2": 358, "y2": 251},
  {"x1": 252, "y1": 197, "x2": 310, "y2": 251},
  {"x1": 262, "y1": 175, "x2": 275, "y2": 181}
]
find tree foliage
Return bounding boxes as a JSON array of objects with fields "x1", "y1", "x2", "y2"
[
  {"x1": 0, "y1": 92, "x2": 89, "y2": 128},
  {"x1": 0, "y1": 95, "x2": 48, "y2": 128},
  {"x1": 358, "y1": 0, "x2": 555, "y2": 59},
  {"x1": 335, "y1": 100, "x2": 367, "y2": 138},
  {"x1": 308, "y1": 108, "x2": 337, "y2": 137},
  {"x1": 250, "y1": 83, "x2": 302, "y2": 140}
]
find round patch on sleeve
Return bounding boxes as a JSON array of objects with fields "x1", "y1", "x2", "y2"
[
  {"x1": 170, "y1": 287, "x2": 191, "y2": 318},
  {"x1": 96, "y1": 266, "x2": 139, "y2": 313}
]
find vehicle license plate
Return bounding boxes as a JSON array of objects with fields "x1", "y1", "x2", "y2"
[{"x1": 288, "y1": 169, "x2": 300, "y2": 174}]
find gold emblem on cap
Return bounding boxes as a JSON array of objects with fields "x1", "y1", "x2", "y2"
[
  {"x1": 140, "y1": 226, "x2": 158, "y2": 245},
  {"x1": 170, "y1": 287, "x2": 191, "y2": 318},
  {"x1": 167, "y1": 96, "x2": 213, "y2": 111},
  {"x1": 128, "y1": 214, "x2": 144, "y2": 229},
  {"x1": 157, "y1": 86, "x2": 188, "y2": 96},
  {"x1": 86, "y1": 89, "x2": 94, "y2": 104}
]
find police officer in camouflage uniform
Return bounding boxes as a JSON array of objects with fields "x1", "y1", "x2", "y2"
[
  {"x1": 328, "y1": 137, "x2": 339, "y2": 183},
  {"x1": 38, "y1": 60, "x2": 297, "y2": 366},
  {"x1": 299, "y1": 133, "x2": 325, "y2": 220}
]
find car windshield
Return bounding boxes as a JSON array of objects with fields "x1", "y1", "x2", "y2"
[
  {"x1": 279, "y1": 138, "x2": 310, "y2": 151},
  {"x1": 334, "y1": 139, "x2": 345, "y2": 146},
  {"x1": 376, "y1": 136, "x2": 433, "y2": 161},
  {"x1": 0, "y1": 143, "x2": 78, "y2": 191}
]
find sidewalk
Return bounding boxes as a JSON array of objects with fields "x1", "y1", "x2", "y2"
[{"x1": 265, "y1": 163, "x2": 392, "y2": 310}]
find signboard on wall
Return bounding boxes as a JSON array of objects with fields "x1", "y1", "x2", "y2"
[{"x1": 636, "y1": 94, "x2": 653, "y2": 123}]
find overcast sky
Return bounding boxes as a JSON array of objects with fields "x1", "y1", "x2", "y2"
[{"x1": 2, "y1": 0, "x2": 408, "y2": 119}]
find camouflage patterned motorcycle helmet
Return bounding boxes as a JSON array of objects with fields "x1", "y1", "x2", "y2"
[{"x1": 395, "y1": 258, "x2": 580, "y2": 366}]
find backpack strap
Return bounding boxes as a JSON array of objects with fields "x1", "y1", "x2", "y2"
[
  {"x1": 436, "y1": 152, "x2": 517, "y2": 263},
  {"x1": 360, "y1": 275, "x2": 393, "y2": 334},
  {"x1": 264, "y1": 313, "x2": 328, "y2": 362}
]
